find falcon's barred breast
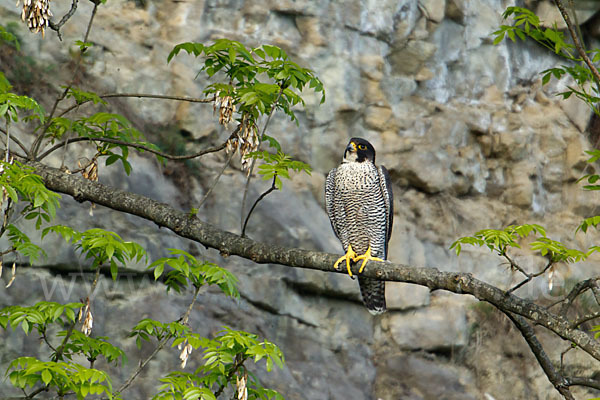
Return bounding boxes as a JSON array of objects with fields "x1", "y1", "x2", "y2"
[{"x1": 325, "y1": 138, "x2": 393, "y2": 314}]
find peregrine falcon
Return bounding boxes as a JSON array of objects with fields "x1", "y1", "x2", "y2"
[{"x1": 325, "y1": 137, "x2": 393, "y2": 314}]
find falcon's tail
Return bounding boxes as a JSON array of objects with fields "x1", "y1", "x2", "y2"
[{"x1": 358, "y1": 276, "x2": 386, "y2": 314}]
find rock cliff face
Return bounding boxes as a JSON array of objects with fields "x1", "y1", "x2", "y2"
[{"x1": 1, "y1": 0, "x2": 600, "y2": 398}]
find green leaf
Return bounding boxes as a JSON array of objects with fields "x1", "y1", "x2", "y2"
[{"x1": 41, "y1": 369, "x2": 52, "y2": 385}]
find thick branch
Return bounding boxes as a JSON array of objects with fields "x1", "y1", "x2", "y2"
[
  {"x1": 26, "y1": 160, "x2": 600, "y2": 363},
  {"x1": 505, "y1": 313, "x2": 574, "y2": 400}
]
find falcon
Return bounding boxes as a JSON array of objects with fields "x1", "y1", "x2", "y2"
[{"x1": 325, "y1": 137, "x2": 393, "y2": 314}]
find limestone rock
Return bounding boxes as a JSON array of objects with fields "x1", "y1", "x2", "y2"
[
  {"x1": 421, "y1": 0, "x2": 446, "y2": 23},
  {"x1": 386, "y1": 282, "x2": 430, "y2": 310},
  {"x1": 388, "y1": 40, "x2": 437, "y2": 76},
  {"x1": 388, "y1": 295, "x2": 469, "y2": 351},
  {"x1": 374, "y1": 354, "x2": 479, "y2": 400},
  {"x1": 364, "y1": 105, "x2": 394, "y2": 131}
]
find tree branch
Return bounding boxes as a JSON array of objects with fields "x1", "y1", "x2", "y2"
[
  {"x1": 566, "y1": 376, "x2": 600, "y2": 391},
  {"x1": 553, "y1": 0, "x2": 600, "y2": 84},
  {"x1": 559, "y1": 278, "x2": 599, "y2": 316},
  {"x1": 32, "y1": 1, "x2": 99, "y2": 159},
  {"x1": 196, "y1": 150, "x2": 235, "y2": 210},
  {"x1": 57, "y1": 93, "x2": 215, "y2": 119},
  {"x1": 25, "y1": 160, "x2": 600, "y2": 364},
  {"x1": 113, "y1": 284, "x2": 202, "y2": 397},
  {"x1": 504, "y1": 312, "x2": 574, "y2": 400},
  {"x1": 0, "y1": 126, "x2": 28, "y2": 159},
  {"x1": 239, "y1": 87, "x2": 284, "y2": 231},
  {"x1": 36, "y1": 133, "x2": 231, "y2": 162},
  {"x1": 48, "y1": 0, "x2": 79, "y2": 41},
  {"x1": 241, "y1": 174, "x2": 278, "y2": 238}
]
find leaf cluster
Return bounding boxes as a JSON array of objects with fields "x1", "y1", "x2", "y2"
[
  {"x1": 130, "y1": 318, "x2": 191, "y2": 348},
  {"x1": 150, "y1": 248, "x2": 239, "y2": 297},
  {"x1": 6, "y1": 357, "x2": 114, "y2": 399},
  {"x1": 247, "y1": 150, "x2": 312, "y2": 189},
  {"x1": 47, "y1": 112, "x2": 164, "y2": 174},
  {"x1": 168, "y1": 39, "x2": 325, "y2": 124},
  {"x1": 57, "y1": 330, "x2": 126, "y2": 365},
  {"x1": 451, "y1": 224, "x2": 588, "y2": 263},
  {"x1": 0, "y1": 91, "x2": 45, "y2": 124},
  {"x1": 493, "y1": 6, "x2": 600, "y2": 114},
  {"x1": 43, "y1": 226, "x2": 147, "y2": 279},
  {"x1": 0, "y1": 301, "x2": 82, "y2": 335},
  {"x1": 155, "y1": 327, "x2": 284, "y2": 400},
  {"x1": 0, "y1": 160, "x2": 61, "y2": 230}
]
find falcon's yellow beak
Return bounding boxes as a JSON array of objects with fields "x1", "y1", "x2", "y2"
[{"x1": 346, "y1": 142, "x2": 357, "y2": 153}]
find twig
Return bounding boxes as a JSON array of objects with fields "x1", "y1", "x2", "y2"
[
  {"x1": 31, "y1": 1, "x2": 99, "y2": 159},
  {"x1": 502, "y1": 251, "x2": 529, "y2": 277},
  {"x1": 113, "y1": 285, "x2": 202, "y2": 398},
  {"x1": 113, "y1": 336, "x2": 169, "y2": 397},
  {"x1": 214, "y1": 354, "x2": 248, "y2": 399},
  {"x1": 241, "y1": 174, "x2": 278, "y2": 238},
  {"x1": 570, "y1": 311, "x2": 600, "y2": 328},
  {"x1": 41, "y1": 330, "x2": 58, "y2": 354},
  {"x1": 48, "y1": 0, "x2": 78, "y2": 41},
  {"x1": 36, "y1": 135, "x2": 229, "y2": 162},
  {"x1": 559, "y1": 344, "x2": 573, "y2": 373},
  {"x1": 505, "y1": 312, "x2": 574, "y2": 400},
  {"x1": 553, "y1": 0, "x2": 600, "y2": 84},
  {"x1": 0, "y1": 126, "x2": 30, "y2": 158},
  {"x1": 52, "y1": 268, "x2": 101, "y2": 362},
  {"x1": 559, "y1": 278, "x2": 599, "y2": 316},
  {"x1": 565, "y1": 376, "x2": 600, "y2": 391},
  {"x1": 23, "y1": 385, "x2": 49, "y2": 399},
  {"x1": 506, "y1": 259, "x2": 554, "y2": 294},
  {"x1": 239, "y1": 87, "x2": 284, "y2": 232},
  {"x1": 196, "y1": 150, "x2": 235, "y2": 210},
  {"x1": 57, "y1": 93, "x2": 215, "y2": 119},
  {"x1": 591, "y1": 282, "x2": 600, "y2": 306},
  {"x1": 5, "y1": 121, "x2": 9, "y2": 162}
]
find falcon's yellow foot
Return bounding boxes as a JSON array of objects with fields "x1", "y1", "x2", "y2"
[
  {"x1": 354, "y1": 246, "x2": 384, "y2": 274},
  {"x1": 333, "y1": 244, "x2": 358, "y2": 278}
]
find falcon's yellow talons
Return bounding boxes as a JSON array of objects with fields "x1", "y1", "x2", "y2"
[
  {"x1": 354, "y1": 246, "x2": 384, "y2": 274},
  {"x1": 333, "y1": 244, "x2": 358, "y2": 277}
]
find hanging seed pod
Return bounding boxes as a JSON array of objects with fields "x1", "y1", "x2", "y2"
[{"x1": 17, "y1": 0, "x2": 52, "y2": 37}]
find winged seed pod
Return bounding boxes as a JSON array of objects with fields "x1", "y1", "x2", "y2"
[
  {"x1": 236, "y1": 371, "x2": 248, "y2": 400},
  {"x1": 178, "y1": 340, "x2": 193, "y2": 368},
  {"x1": 16, "y1": 0, "x2": 52, "y2": 37},
  {"x1": 80, "y1": 299, "x2": 93, "y2": 336},
  {"x1": 225, "y1": 115, "x2": 259, "y2": 175},
  {"x1": 5, "y1": 262, "x2": 16, "y2": 288},
  {"x1": 213, "y1": 91, "x2": 235, "y2": 126}
]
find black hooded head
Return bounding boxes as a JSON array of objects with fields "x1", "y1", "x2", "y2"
[{"x1": 343, "y1": 137, "x2": 376, "y2": 163}]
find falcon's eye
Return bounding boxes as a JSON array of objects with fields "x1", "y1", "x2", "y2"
[{"x1": 358, "y1": 144, "x2": 367, "y2": 150}]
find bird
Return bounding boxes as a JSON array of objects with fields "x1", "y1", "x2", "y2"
[{"x1": 325, "y1": 137, "x2": 393, "y2": 314}]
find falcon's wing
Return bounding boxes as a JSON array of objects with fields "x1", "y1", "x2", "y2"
[
  {"x1": 378, "y1": 165, "x2": 394, "y2": 258},
  {"x1": 325, "y1": 168, "x2": 342, "y2": 241}
]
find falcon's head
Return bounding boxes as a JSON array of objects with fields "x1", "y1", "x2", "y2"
[{"x1": 343, "y1": 137, "x2": 376, "y2": 163}]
